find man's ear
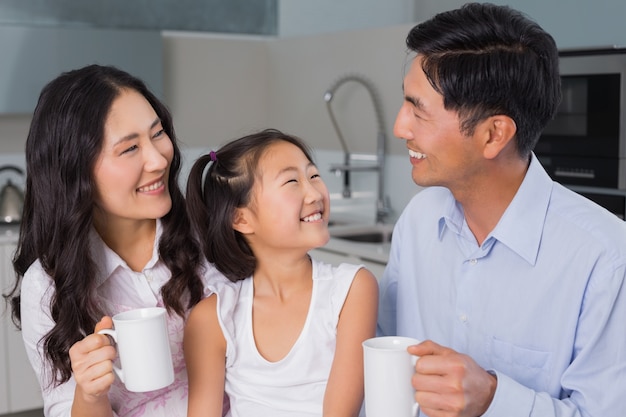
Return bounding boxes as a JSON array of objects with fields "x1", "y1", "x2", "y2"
[
  {"x1": 232, "y1": 207, "x2": 254, "y2": 234},
  {"x1": 481, "y1": 115, "x2": 517, "y2": 160}
]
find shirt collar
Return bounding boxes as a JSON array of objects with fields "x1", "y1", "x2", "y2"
[
  {"x1": 89, "y1": 219, "x2": 163, "y2": 286},
  {"x1": 438, "y1": 153, "x2": 553, "y2": 265}
]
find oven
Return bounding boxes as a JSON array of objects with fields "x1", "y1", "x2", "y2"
[{"x1": 535, "y1": 47, "x2": 626, "y2": 219}]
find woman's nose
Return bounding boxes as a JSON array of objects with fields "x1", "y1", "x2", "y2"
[{"x1": 144, "y1": 141, "x2": 169, "y2": 172}]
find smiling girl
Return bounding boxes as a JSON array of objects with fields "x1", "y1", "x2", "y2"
[{"x1": 184, "y1": 129, "x2": 378, "y2": 417}]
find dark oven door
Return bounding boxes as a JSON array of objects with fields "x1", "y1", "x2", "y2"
[
  {"x1": 536, "y1": 73, "x2": 620, "y2": 158},
  {"x1": 536, "y1": 70, "x2": 623, "y2": 189}
]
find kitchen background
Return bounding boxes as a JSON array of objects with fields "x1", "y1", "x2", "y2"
[
  {"x1": 1, "y1": 0, "x2": 625, "y2": 415},
  {"x1": 1, "y1": 0, "x2": 625, "y2": 224}
]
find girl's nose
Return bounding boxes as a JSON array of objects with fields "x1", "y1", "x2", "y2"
[{"x1": 304, "y1": 180, "x2": 326, "y2": 204}]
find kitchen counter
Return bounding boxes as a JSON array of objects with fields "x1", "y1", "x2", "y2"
[
  {"x1": 309, "y1": 222, "x2": 393, "y2": 279},
  {"x1": 322, "y1": 234, "x2": 391, "y2": 264},
  {"x1": 317, "y1": 219, "x2": 393, "y2": 265}
]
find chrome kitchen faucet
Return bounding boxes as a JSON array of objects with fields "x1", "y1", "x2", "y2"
[{"x1": 324, "y1": 73, "x2": 390, "y2": 223}]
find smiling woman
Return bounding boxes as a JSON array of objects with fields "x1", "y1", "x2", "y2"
[
  {"x1": 2, "y1": 64, "x2": 223, "y2": 417},
  {"x1": 92, "y1": 89, "x2": 174, "y2": 255}
]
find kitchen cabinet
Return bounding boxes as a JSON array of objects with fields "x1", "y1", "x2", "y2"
[
  {"x1": 0, "y1": 25, "x2": 163, "y2": 114},
  {"x1": 0, "y1": 235, "x2": 44, "y2": 413}
]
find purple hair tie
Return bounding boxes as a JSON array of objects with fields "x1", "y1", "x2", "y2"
[{"x1": 209, "y1": 150, "x2": 217, "y2": 162}]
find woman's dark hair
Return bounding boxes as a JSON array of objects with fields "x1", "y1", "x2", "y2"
[
  {"x1": 3, "y1": 64, "x2": 205, "y2": 386},
  {"x1": 186, "y1": 128, "x2": 315, "y2": 282},
  {"x1": 406, "y1": 2, "x2": 561, "y2": 158}
]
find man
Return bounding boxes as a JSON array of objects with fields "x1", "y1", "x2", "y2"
[{"x1": 378, "y1": 3, "x2": 626, "y2": 416}]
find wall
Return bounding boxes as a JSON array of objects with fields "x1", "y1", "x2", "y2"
[
  {"x1": 161, "y1": 24, "x2": 413, "y2": 155},
  {"x1": 279, "y1": 0, "x2": 626, "y2": 47},
  {"x1": 417, "y1": 0, "x2": 626, "y2": 49},
  {"x1": 162, "y1": 32, "x2": 271, "y2": 151},
  {"x1": 266, "y1": 24, "x2": 412, "y2": 156},
  {"x1": 278, "y1": 0, "x2": 416, "y2": 37}
]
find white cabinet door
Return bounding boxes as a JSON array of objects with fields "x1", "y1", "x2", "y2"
[
  {"x1": 0, "y1": 243, "x2": 44, "y2": 412},
  {"x1": 0, "y1": 26, "x2": 163, "y2": 114}
]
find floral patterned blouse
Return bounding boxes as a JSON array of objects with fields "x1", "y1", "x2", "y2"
[{"x1": 20, "y1": 221, "x2": 221, "y2": 417}]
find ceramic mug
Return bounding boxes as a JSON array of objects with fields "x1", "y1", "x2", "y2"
[
  {"x1": 98, "y1": 307, "x2": 174, "y2": 392},
  {"x1": 362, "y1": 336, "x2": 420, "y2": 417}
]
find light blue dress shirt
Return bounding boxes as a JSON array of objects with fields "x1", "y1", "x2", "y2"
[{"x1": 378, "y1": 154, "x2": 626, "y2": 417}]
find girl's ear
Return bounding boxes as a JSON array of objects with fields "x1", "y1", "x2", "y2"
[{"x1": 232, "y1": 207, "x2": 254, "y2": 234}]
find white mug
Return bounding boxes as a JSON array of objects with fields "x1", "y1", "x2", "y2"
[
  {"x1": 98, "y1": 307, "x2": 174, "y2": 392},
  {"x1": 362, "y1": 336, "x2": 420, "y2": 417}
]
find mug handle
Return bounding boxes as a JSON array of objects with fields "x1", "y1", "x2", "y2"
[
  {"x1": 411, "y1": 355, "x2": 420, "y2": 416},
  {"x1": 97, "y1": 329, "x2": 125, "y2": 383}
]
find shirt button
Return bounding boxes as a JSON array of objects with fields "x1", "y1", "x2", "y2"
[
  {"x1": 469, "y1": 259, "x2": 478, "y2": 265},
  {"x1": 459, "y1": 314, "x2": 468, "y2": 322},
  {"x1": 144, "y1": 272, "x2": 153, "y2": 282}
]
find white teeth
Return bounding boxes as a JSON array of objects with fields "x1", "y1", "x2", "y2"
[
  {"x1": 409, "y1": 149, "x2": 426, "y2": 159},
  {"x1": 138, "y1": 181, "x2": 164, "y2": 192},
  {"x1": 302, "y1": 213, "x2": 322, "y2": 222}
]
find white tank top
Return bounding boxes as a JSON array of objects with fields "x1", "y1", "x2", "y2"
[{"x1": 210, "y1": 259, "x2": 361, "y2": 417}]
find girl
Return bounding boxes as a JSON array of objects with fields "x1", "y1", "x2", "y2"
[
  {"x1": 185, "y1": 129, "x2": 379, "y2": 417},
  {"x1": 4, "y1": 64, "x2": 221, "y2": 417}
]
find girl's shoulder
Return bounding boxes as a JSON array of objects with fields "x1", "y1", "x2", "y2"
[
  {"x1": 346, "y1": 267, "x2": 378, "y2": 305},
  {"x1": 311, "y1": 258, "x2": 363, "y2": 282},
  {"x1": 200, "y1": 261, "x2": 244, "y2": 297},
  {"x1": 310, "y1": 259, "x2": 377, "y2": 315}
]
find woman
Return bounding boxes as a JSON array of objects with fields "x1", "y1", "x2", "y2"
[{"x1": 4, "y1": 64, "x2": 220, "y2": 417}]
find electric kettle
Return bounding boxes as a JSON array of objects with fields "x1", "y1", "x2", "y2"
[{"x1": 0, "y1": 165, "x2": 25, "y2": 224}]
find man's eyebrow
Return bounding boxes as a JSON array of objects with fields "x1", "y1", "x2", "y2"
[
  {"x1": 405, "y1": 94, "x2": 424, "y2": 110},
  {"x1": 401, "y1": 82, "x2": 425, "y2": 110}
]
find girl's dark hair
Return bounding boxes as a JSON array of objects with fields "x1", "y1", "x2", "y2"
[
  {"x1": 406, "y1": 2, "x2": 561, "y2": 158},
  {"x1": 186, "y1": 128, "x2": 314, "y2": 282},
  {"x1": 3, "y1": 64, "x2": 205, "y2": 386}
]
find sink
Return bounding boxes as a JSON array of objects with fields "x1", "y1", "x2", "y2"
[
  {"x1": 327, "y1": 220, "x2": 348, "y2": 227},
  {"x1": 329, "y1": 223, "x2": 393, "y2": 244},
  {"x1": 335, "y1": 231, "x2": 392, "y2": 243}
]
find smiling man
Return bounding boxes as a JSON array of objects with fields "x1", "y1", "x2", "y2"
[{"x1": 377, "y1": 3, "x2": 626, "y2": 417}]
